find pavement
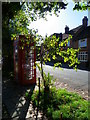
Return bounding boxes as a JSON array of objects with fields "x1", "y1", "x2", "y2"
[
  {"x1": 2, "y1": 68, "x2": 46, "y2": 120},
  {"x1": 2, "y1": 77, "x2": 35, "y2": 119}
]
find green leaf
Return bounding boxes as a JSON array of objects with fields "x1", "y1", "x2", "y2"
[
  {"x1": 51, "y1": 43, "x2": 53, "y2": 47},
  {"x1": 22, "y1": 46, "x2": 24, "y2": 50},
  {"x1": 59, "y1": 52, "x2": 62, "y2": 56},
  {"x1": 11, "y1": 37, "x2": 13, "y2": 41},
  {"x1": 41, "y1": 2, "x2": 44, "y2": 7},
  {"x1": 64, "y1": 57, "x2": 68, "y2": 62},
  {"x1": 60, "y1": 42, "x2": 63, "y2": 47},
  {"x1": 25, "y1": 92, "x2": 29, "y2": 97},
  {"x1": 48, "y1": 58, "x2": 51, "y2": 61},
  {"x1": 27, "y1": 41, "x2": 29, "y2": 45},
  {"x1": 52, "y1": 55, "x2": 56, "y2": 60}
]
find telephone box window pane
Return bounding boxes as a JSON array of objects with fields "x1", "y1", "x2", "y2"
[
  {"x1": 15, "y1": 44, "x2": 18, "y2": 80},
  {"x1": 24, "y1": 46, "x2": 35, "y2": 80}
]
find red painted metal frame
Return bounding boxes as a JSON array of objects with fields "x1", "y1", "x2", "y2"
[
  {"x1": 14, "y1": 35, "x2": 36, "y2": 85},
  {"x1": 14, "y1": 39, "x2": 19, "y2": 83}
]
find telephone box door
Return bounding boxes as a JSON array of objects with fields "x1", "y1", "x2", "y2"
[{"x1": 22, "y1": 43, "x2": 36, "y2": 85}]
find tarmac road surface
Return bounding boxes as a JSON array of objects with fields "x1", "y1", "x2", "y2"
[{"x1": 43, "y1": 64, "x2": 89, "y2": 91}]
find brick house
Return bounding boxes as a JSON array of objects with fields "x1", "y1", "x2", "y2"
[
  {"x1": 72, "y1": 23, "x2": 90, "y2": 68},
  {"x1": 51, "y1": 16, "x2": 90, "y2": 69},
  {"x1": 64, "y1": 16, "x2": 90, "y2": 68}
]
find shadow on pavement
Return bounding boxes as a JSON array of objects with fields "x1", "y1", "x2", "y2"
[
  {"x1": 45, "y1": 62, "x2": 90, "y2": 71},
  {"x1": 2, "y1": 78, "x2": 35, "y2": 119}
]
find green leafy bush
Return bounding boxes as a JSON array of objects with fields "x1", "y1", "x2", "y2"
[
  {"x1": 52, "y1": 110, "x2": 61, "y2": 120},
  {"x1": 58, "y1": 100, "x2": 88, "y2": 120}
]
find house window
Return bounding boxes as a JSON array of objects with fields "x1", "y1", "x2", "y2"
[
  {"x1": 67, "y1": 40, "x2": 70, "y2": 47},
  {"x1": 78, "y1": 38, "x2": 87, "y2": 48},
  {"x1": 78, "y1": 51, "x2": 88, "y2": 62}
]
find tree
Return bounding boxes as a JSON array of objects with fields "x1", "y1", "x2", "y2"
[
  {"x1": 2, "y1": 2, "x2": 23, "y2": 77},
  {"x1": 2, "y1": 1, "x2": 89, "y2": 77},
  {"x1": 2, "y1": 2, "x2": 68, "y2": 77},
  {"x1": 73, "y1": 1, "x2": 90, "y2": 11}
]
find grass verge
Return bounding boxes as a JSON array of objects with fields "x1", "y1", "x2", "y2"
[{"x1": 31, "y1": 87, "x2": 89, "y2": 120}]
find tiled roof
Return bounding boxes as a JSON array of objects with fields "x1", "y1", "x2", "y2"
[
  {"x1": 50, "y1": 33, "x2": 62, "y2": 41},
  {"x1": 62, "y1": 33, "x2": 69, "y2": 40},
  {"x1": 51, "y1": 33, "x2": 61, "y2": 37},
  {"x1": 73, "y1": 25, "x2": 90, "y2": 40},
  {"x1": 62, "y1": 25, "x2": 83, "y2": 40},
  {"x1": 69, "y1": 25, "x2": 82, "y2": 35},
  {"x1": 50, "y1": 24, "x2": 90, "y2": 41}
]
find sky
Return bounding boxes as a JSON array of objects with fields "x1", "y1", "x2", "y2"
[{"x1": 29, "y1": 1, "x2": 88, "y2": 37}]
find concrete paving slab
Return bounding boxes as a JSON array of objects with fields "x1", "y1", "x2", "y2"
[{"x1": 2, "y1": 78, "x2": 35, "y2": 119}]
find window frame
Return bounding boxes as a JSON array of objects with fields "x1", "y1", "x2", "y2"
[
  {"x1": 78, "y1": 38, "x2": 87, "y2": 48},
  {"x1": 78, "y1": 51, "x2": 88, "y2": 62}
]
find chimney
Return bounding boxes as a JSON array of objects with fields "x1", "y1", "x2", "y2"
[
  {"x1": 65, "y1": 25, "x2": 69, "y2": 34},
  {"x1": 82, "y1": 16, "x2": 88, "y2": 27},
  {"x1": 60, "y1": 33, "x2": 62, "y2": 41}
]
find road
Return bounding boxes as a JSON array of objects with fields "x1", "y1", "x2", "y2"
[{"x1": 42, "y1": 64, "x2": 89, "y2": 92}]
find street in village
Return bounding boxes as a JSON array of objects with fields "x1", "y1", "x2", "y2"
[{"x1": 37, "y1": 63, "x2": 89, "y2": 100}]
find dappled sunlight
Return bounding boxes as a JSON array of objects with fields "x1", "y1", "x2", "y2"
[{"x1": 2, "y1": 78, "x2": 35, "y2": 119}]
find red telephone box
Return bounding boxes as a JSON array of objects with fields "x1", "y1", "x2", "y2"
[{"x1": 14, "y1": 35, "x2": 36, "y2": 85}]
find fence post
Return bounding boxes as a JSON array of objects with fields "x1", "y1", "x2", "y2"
[
  {"x1": 40, "y1": 43, "x2": 45, "y2": 87},
  {"x1": 60, "y1": 112, "x2": 62, "y2": 120},
  {"x1": 38, "y1": 77, "x2": 40, "y2": 96},
  {"x1": 36, "y1": 77, "x2": 40, "y2": 120}
]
